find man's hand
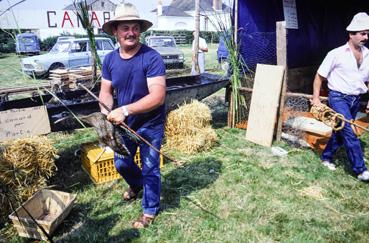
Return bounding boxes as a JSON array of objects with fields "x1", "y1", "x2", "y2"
[
  {"x1": 107, "y1": 107, "x2": 126, "y2": 125},
  {"x1": 366, "y1": 101, "x2": 369, "y2": 114},
  {"x1": 79, "y1": 112, "x2": 130, "y2": 156},
  {"x1": 310, "y1": 97, "x2": 322, "y2": 106}
]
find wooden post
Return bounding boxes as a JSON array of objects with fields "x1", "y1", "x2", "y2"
[
  {"x1": 276, "y1": 21, "x2": 287, "y2": 141},
  {"x1": 193, "y1": 0, "x2": 200, "y2": 74}
]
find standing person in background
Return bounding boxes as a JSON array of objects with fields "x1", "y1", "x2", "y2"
[
  {"x1": 311, "y1": 12, "x2": 369, "y2": 181},
  {"x1": 191, "y1": 31, "x2": 208, "y2": 74},
  {"x1": 100, "y1": 3, "x2": 166, "y2": 228}
]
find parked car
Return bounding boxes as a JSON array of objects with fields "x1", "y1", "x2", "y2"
[
  {"x1": 56, "y1": 36, "x2": 75, "y2": 42},
  {"x1": 16, "y1": 32, "x2": 40, "y2": 56},
  {"x1": 20, "y1": 37, "x2": 115, "y2": 77},
  {"x1": 145, "y1": 36, "x2": 184, "y2": 69}
]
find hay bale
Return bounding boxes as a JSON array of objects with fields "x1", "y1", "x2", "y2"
[
  {"x1": 164, "y1": 100, "x2": 217, "y2": 154},
  {"x1": 0, "y1": 136, "x2": 57, "y2": 224}
]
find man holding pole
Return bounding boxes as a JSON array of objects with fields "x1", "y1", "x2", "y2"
[
  {"x1": 100, "y1": 3, "x2": 166, "y2": 228},
  {"x1": 311, "y1": 12, "x2": 369, "y2": 181}
]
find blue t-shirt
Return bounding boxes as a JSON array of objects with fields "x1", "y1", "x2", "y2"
[{"x1": 102, "y1": 44, "x2": 166, "y2": 130}]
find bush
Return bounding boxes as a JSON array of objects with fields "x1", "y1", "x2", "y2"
[
  {"x1": 0, "y1": 29, "x2": 16, "y2": 53},
  {"x1": 40, "y1": 36, "x2": 58, "y2": 51}
]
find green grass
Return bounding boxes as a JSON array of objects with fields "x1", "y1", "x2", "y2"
[
  {"x1": 0, "y1": 53, "x2": 49, "y2": 89},
  {"x1": 2, "y1": 48, "x2": 369, "y2": 242},
  {"x1": 3, "y1": 95, "x2": 369, "y2": 242},
  {"x1": 180, "y1": 43, "x2": 220, "y2": 70}
]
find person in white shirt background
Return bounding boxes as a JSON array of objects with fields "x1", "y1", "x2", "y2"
[
  {"x1": 311, "y1": 12, "x2": 369, "y2": 181},
  {"x1": 191, "y1": 31, "x2": 208, "y2": 74}
]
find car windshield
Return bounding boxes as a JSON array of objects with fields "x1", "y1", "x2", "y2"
[
  {"x1": 149, "y1": 38, "x2": 175, "y2": 47},
  {"x1": 20, "y1": 37, "x2": 35, "y2": 44},
  {"x1": 50, "y1": 42, "x2": 70, "y2": 53}
]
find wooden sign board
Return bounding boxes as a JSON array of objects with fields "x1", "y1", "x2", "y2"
[
  {"x1": 0, "y1": 106, "x2": 51, "y2": 142},
  {"x1": 246, "y1": 64, "x2": 285, "y2": 147}
]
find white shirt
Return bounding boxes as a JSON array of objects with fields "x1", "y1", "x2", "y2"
[
  {"x1": 192, "y1": 37, "x2": 208, "y2": 53},
  {"x1": 318, "y1": 42, "x2": 369, "y2": 95}
]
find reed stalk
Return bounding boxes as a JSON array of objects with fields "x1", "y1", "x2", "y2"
[{"x1": 74, "y1": 0, "x2": 101, "y2": 84}]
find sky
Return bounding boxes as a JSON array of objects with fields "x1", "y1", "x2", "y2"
[{"x1": 0, "y1": 0, "x2": 172, "y2": 10}]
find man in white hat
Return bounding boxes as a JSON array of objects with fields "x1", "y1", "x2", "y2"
[
  {"x1": 99, "y1": 3, "x2": 166, "y2": 228},
  {"x1": 311, "y1": 12, "x2": 369, "y2": 181}
]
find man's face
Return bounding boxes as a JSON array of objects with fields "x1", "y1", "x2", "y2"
[
  {"x1": 114, "y1": 22, "x2": 141, "y2": 49},
  {"x1": 350, "y1": 30, "x2": 369, "y2": 47}
]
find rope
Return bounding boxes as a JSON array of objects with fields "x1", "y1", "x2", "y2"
[{"x1": 310, "y1": 104, "x2": 369, "y2": 133}]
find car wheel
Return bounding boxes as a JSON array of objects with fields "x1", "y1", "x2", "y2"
[{"x1": 49, "y1": 63, "x2": 65, "y2": 71}]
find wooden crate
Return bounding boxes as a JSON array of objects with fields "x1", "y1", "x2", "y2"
[
  {"x1": 9, "y1": 189, "x2": 76, "y2": 240},
  {"x1": 81, "y1": 142, "x2": 164, "y2": 184}
]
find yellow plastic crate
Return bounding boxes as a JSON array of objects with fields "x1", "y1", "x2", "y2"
[{"x1": 81, "y1": 142, "x2": 164, "y2": 184}]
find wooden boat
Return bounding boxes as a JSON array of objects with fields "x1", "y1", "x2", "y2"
[{"x1": 0, "y1": 73, "x2": 229, "y2": 132}]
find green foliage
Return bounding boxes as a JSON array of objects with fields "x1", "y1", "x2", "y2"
[
  {"x1": 40, "y1": 36, "x2": 58, "y2": 51},
  {"x1": 0, "y1": 29, "x2": 16, "y2": 53}
]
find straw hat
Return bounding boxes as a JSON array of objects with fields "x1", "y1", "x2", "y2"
[
  {"x1": 102, "y1": 3, "x2": 153, "y2": 35},
  {"x1": 346, "y1": 12, "x2": 369, "y2": 31}
]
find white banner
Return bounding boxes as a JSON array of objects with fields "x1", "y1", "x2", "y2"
[{"x1": 0, "y1": 10, "x2": 112, "y2": 29}]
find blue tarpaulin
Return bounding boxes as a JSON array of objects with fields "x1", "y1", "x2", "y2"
[{"x1": 237, "y1": 0, "x2": 369, "y2": 70}]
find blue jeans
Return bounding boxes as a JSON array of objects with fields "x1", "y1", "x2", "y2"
[
  {"x1": 321, "y1": 90, "x2": 367, "y2": 175},
  {"x1": 114, "y1": 124, "x2": 164, "y2": 216}
]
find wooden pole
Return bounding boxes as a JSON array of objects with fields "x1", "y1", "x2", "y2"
[
  {"x1": 276, "y1": 21, "x2": 287, "y2": 141},
  {"x1": 193, "y1": 0, "x2": 200, "y2": 74},
  {"x1": 238, "y1": 87, "x2": 328, "y2": 101}
]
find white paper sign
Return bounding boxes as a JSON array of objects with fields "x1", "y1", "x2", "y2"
[
  {"x1": 283, "y1": 0, "x2": 298, "y2": 29},
  {"x1": 0, "y1": 106, "x2": 51, "y2": 142}
]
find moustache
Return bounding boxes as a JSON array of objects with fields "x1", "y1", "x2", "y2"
[{"x1": 125, "y1": 35, "x2": 137, "y2": 40}]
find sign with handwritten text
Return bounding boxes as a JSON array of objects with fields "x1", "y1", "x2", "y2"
[
  {"x1": 0, "y1": 106, "x2": 51, "y2": 142},
  {"x1": 283, "y1": 0, "x2": 298, "y2": 29}
]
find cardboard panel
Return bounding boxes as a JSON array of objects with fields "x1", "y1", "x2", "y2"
[
  {"x1": 0, "y1": 106, "x2": 51, "y2": 142},
  {"x1": 246, "y1": 64, "x2": 285, "y2": 147}
]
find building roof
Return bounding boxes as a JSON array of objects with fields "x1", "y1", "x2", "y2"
[
  {"x1": 169, "y1": 0, "x2": 230, "y2": 12},
  {"x1": 63, "y1": 0, "x2": 115, "y2": 10},
  {"x1": 152, "y1": 0, "x2": 230, "y2": 17},
  {"x1": 151, "y1": 6, "x2": 191, "y2": 17}
]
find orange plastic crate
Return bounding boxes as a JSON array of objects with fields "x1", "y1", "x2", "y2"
[{"x1": 81, "y1": 142, "x2": 163, "y2": 184}]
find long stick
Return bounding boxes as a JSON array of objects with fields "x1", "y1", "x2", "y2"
[
  {"x1": 78, "y1": 83, "x2": 180, "y2": 164},
  {"x1": 340, "y1": 117, "x2": 369, "y2": 133}
]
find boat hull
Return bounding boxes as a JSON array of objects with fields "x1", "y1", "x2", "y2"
[{"x1": 0, "y1": 73, "x2": 229, "y2": 132}]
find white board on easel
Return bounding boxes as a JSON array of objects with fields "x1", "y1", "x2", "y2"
[{"x1": 246, "y1": 64, "x2": 285, "y2": 147}]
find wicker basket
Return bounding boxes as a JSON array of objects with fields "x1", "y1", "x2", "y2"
[
  {"x1": 81, "y1": 143, "x2": 163, "y2": 184},
  {"x1": 9, "y1": 189, "x2": 76, "y2": 240}
]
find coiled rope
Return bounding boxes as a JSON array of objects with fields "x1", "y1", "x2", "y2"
[{"x1": 310, "y1": 104, "x2": 369, "y2": 133}]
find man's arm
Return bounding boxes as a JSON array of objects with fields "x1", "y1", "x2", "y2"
[
  {"x1": 311, "y1": 73, "x2": 326, "y2": 105},
  {"x1": 99, "y1": 78, "x2": 114, "y2": 115},
  {"x1": 107, "y1": 75, "x2": 166, "y2": 124}
]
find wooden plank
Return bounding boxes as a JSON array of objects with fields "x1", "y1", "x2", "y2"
[
  {"x1": 276, "y1": 21, "x2": 288, "y2": 141},
  {"x1": 246, "y1": 64, "x2": 285, "y2": 147}
]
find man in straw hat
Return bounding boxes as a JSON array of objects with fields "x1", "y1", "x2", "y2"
[
  {"x1": 99, "y1": 3, "x2": 166, "y2": 228},
  {"x1": 311, "y1": 12, "x2": 369, "y2": 181}
]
